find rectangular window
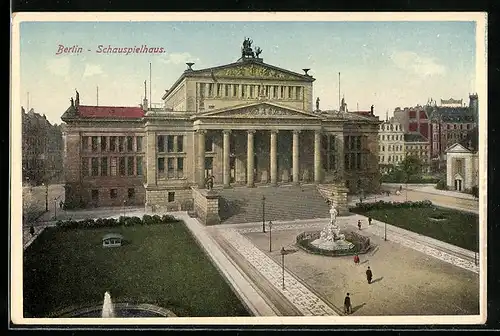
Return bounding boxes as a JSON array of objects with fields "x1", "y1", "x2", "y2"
[
  {"x1": 295, "y1": 87, "x2": 301, "y2": 100},
  {"x1": 288, "y1": 86, "x2": 293, "y2": 99},
  {"x1": 91, "y1": 157, "x2": 99, "y2": 176},
  {"x1": 128, "y1": 188, "x2": 135, "y2": 199},
  {"x1": 157, "y1": 135, "x2": 165, "y2": 152},
  {"x1": 216, "y1": 84, "x2": 222, "y2": 96},
  {"x1": 205, "y1": 136, "x2": 213, "y2": 152},
  {"x1": 82, "y1": 136, "x2": 89, "y2": 151},
  {"x1": 91, "y1": 189, "x2": 99, "y2": 201},
  {"x1": 101, "y1": 136, "x2": 107, "y2": 151},
  {"x1": 110, "y1": 157, "x2": 117, "y2": 176},
  {"x1": 177, "y1": 157, "x2": 184, "y2": 178},
  {"x1": 344, "y1": 154, "x2": 349, "y2": 171},
  {"x1": 241, "y1": 85, "x2": 246, "y2": 97},
  {"x1": 119, "y1": 157, "x2": 126, "y2": 176},
  {"x1": 158, "y1": 157, "x2": 165, "y2": 174},
  {"x1": 109, "y1": 136, "x2": 116, "y2": 151},
  {"x1": 136, "y1": 157, "x2": 143, "y2": 176},
  {"x1": 199, "y1": 83, "x2": 206, "y2": 97},
  {"x1": 127, "y1": 136, "x2": 134, "y2": 152},
  {"x1": 167, "y1": 135, "x2": 175, "y2": 153},
  {"x1": 225, "y1": 84, "x2": 229, "y2": 97},
  {"x1": 356, "y1": 137, "x2": 361, "y2": 150},
  {"x1": 249, "y1": 86, "x2": 254, "y2": 97},
  {"x1": 127, "y1": 157, "x2": 134, "y2": 175},
  {"x1": 136, "y1": 136, "x2": 143, "y2": 152},
  {"x1": 118, "y1": 137, "x2": 125, "y2": 152},
  {"x1": 82, "y1": 158, "x2": 89, "y2": 176},
  {"x1": 233, "y1": 84, "x2": 238, "y2": 97},
  {"x1": 281, "y1": 86, "x2": 285, "y2": 98},
  {"x1": 208, "y1": 83, "x2": 214, "y2": 96},
  {"x1": 91, "y1": 136, "x2": 99, "y2": 152},
  {"x1": 110, "y1": 189, "x2": 118, "y2": 199},
  {"x1": 101, "y1": 157, "x2": 108, "y2": 176},
  {"x1": 177, "y1": 136, "x2": 184, "y2": 152},
  {"x1": 167, "y1": 158, "x2": 175, "y2": 178},
  {"x1": 168, "y1": 192, "x2": 175, "y2": 202}
]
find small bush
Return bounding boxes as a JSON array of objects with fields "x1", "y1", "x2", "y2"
[
  {"x1": 54, "y1": 214, "x2": 179, "y2": 231},
  {"x1": 435, "y1": 179, "x2": 448, "y2": 190}
]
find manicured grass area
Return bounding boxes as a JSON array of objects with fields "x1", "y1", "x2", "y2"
[
  {"x1": 23, "y1": 223, "x2": 250, "y2": 317},
  {"x1": 351, "y1": 206, "x2": 479, "y2": 251}
]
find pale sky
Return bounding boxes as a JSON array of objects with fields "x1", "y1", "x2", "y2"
[{"x1": 19, "y1": 20, "x2": 476, "y2": 125}]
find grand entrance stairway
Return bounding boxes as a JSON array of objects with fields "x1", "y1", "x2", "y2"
[{"x1": 217, "y1": 184, "x2": 331, "y2": 224}]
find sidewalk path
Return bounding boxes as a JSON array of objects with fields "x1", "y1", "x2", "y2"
[{"x1": 383, "y1": 183, "x2": 477, "y2": 201}]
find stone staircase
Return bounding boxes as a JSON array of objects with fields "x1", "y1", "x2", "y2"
[{"x1": 218, "y1": 184, "x2": 330, "y2": 224}]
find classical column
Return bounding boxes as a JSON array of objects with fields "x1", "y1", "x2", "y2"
[
  {"x1": 197, "y1": 130, "x2": 206, "y2": 188},
  {"x1": 292, "y1": 130, "x2": 300, "y2": 184},
  {"x1": 314, "y1": 130, "x2": 322, "y2": 183},
  {"x1": 336, "y1": 134, "x2": 345, "y2": 179},
  {"x1": 223, "y1": 130, "x2": 231, "y2": 187},
  {"x1": 247, "y1": 130, "x2": 255, "y2": 187},
  {"x1": 270, "y1": 130, "x2": 278, "y2": 185},
  {"x1": 446, "y1": 157, "x2": 453, "y2": 188}
]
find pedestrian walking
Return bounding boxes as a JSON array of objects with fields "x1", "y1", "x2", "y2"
[
  {"x1": 366, "y1": 266, "x2": 373, "y2": 284},
  {"x1": 344, "y1": 293, "x2": 352, "y2": 314},
  {"x1": 357, "y1": 220, "x2": 362, "y2": 230},
  {"x1": 59, "y1": 200, "x2": 64, "y2": 209},
  {"x1": 29, "y1": 225, "x2": 35, "y2": 236},
  {"x1": 368, "y1": 217, "x2": 372, "y2": 225},
  {"x1": 353, "y1": 254, "x2": 360, "y2": 265}
]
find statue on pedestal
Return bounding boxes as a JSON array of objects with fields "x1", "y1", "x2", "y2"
[{"x1": 329, "y1": 204, "x2": 338, "y2": 225}]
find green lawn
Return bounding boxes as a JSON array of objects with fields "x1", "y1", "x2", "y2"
[
  {"x1": 23, "y1": 223, "x2": 250, "y2": 317},
  {"x1": 351, "y1": 207, "x2": 479, "y2": 252}
]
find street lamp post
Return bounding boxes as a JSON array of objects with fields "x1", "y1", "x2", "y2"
[
  {"x1": 280, "y1": 247, "x2": 286, "y2": 290},
  {"x1": 53, "y1": 198, "x2": 57, "y2": 220},
  {"x1": 269, "y1": 221, "x2": 273, "y2": 252},
  {"x1": 262, "y1": 195, "x2": 266, "y2": 233},
  {"x1": 384, "y1": 221, "x2": 387, "y2": 241},
  {"x1": 43, "y1": 183, "x2": 49, "y2": 212},
  {"x1": 123, "y1": 200, "x2": 126, "y2": 217}
]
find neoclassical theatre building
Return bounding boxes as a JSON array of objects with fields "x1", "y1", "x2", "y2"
[{"x1": 62, "y1": 41, "x2": 381, "y2": 212}]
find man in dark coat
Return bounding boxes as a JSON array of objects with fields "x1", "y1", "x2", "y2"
[
  {"x1": 29, "y1": 225, "x2": 35, "y2": 236},
  {"x1": 344, "y1": 293, "x2": 352, "y2": 314},
  {"x1": 368, "y1": 217, "x2": 372, "y2": 225},
  {"x1": 366, "y1": 266, "x2": 373, "y2": 284},
  {"x1": 357, "y1": 220, "x2": 362, "y2": 230}
]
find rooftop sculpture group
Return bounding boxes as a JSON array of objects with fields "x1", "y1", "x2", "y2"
[{"x1": 242, "y1": 37, "x2": 262, "y2": 59}]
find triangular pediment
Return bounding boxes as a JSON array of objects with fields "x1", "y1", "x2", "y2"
[
  {"x1": 191, "y1": 60, "x2": 312, "y2": 82},
  {"x1": 454, "y1": 173, "x2": 463, "y2": 180},
  {"x1": 196, "y1": 102, "x2": 321, "y2": 119},
  {"x1": 445, "y1": 143, "x2": 472, "y2": 154}
]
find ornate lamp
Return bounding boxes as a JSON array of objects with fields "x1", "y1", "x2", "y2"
[
  {"x1": 186, "y1": 62, "x2": 195, "y2": 71},
  {"x1": 302, "y1": 68, "x2": 311, "y2": 76}
]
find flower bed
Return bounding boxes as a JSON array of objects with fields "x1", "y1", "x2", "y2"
[
  {"x1": 55, "y1": 214, "x2": 181, "y2": 230},
  {"x1": 350, "y1": 200, "x2": 433, "y2": 213}
]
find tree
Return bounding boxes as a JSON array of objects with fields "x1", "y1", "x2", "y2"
[
  {"x1": 400, "y1": 155, "x2": 424, "y2": 184},
  {"x1": 471, "y1": 185, "x2": 479, "y2": 199}
]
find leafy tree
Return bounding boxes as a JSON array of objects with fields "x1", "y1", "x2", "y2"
[
  {"x1": 400, "y1": 155, "x2": 424, "y2": 184},
  {"x1": 471, "y1": 185, "x2": 479, "y2": 199}
]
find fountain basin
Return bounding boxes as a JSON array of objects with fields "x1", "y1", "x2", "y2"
[
  {"x1": 296, "y1": 230, "x2": 371, "y2": 257},
  {"x1": 55, "y1": 302, "x2": 177, "y2": 318}
]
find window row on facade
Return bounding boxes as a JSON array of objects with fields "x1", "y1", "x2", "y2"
[
  {"x1": 157, "y1": 156, "x2": 185, "y2": 179},
  {"x1": 406, "y1": 145, "x2": 429, "y2": 150},
  {"x1": 82, "y1": 136, "x2": 144, "y2": 153},
  {"x1": 380, "y1": 145, "x2": 404, "y2": 152},
  {"x1": 445, "y1": 123, "x2": 473, "y2": 130},
  {"x1": 199, "y1": 82, "x2": 304, "y2": 101},
  {"x1": 82, "y1": 156, "x2": 144, "y2": 177},
  {"x1": 379, "y1": 124, "x2": 402, "y2": 132},
  {"x1": 91, "y1": 187, "x2": 137, "y2": 201},
  {"x1": 157, "y1": 135, "x2": 185, "y2": 153},
  {"x1": 379, "y1": 155, "x2": 405, "y2": 163},
  {"x1": 378, "y1": 134, "x2": 403, "y2": 141},
  {"x1": 344, "y1": 135, "x2": 365, "y2": 151}
]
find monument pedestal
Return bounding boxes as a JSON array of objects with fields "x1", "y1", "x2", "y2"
[{"x1": 330, "y1": 185, "x2": 349, "y2": 216}]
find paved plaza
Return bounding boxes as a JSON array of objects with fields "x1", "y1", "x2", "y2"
[{"x1": 21, "y1": 184, "x2": 482, "y2": 317}]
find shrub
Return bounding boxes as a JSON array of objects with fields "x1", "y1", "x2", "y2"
[
  {"x1": 161, "y1": 214, "x2": 177, "y2": 224},
  {"x1": 54, "y1": 214, "x2": 179, "y2": 231},
  {"x1": 435, "y1": 179, "x2": 448, "y2": 190}
]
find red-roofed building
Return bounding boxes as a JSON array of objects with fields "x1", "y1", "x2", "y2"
[{"x1": 77, "y1": 105, "x2": 145, "y2": 119}]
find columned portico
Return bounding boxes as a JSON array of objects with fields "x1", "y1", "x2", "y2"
[
  {"x1": 222, "y1": 130, "x2": 231, "y2": 187},
  {"x1": 247, "y1": 130, "x2": 255, "y2": 187},
  {"x1": 270, "y1": 130, "x2": 278, "y2": 185},
  {"x1": 292, "y1": 130, "x2": 300, "y2": 184}
]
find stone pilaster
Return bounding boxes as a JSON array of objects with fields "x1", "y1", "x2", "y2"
[
  {"x1": 446, "y1": 157, "x2": 453, "y2": 188},
  {"x1": 247, "y1": 130, "x2": 255, "y2": 187},
  {"x1": 270, "y1": 130, "x2": 278, "y2": 185},
  {"x1": 223, "y1": 130, "x2": 231, "y2": 187},
  {"x1": 292, "y1": 130, "x2": 300, "y2": 184},
  {"x1": 146, "y1": 131, "x2": 156, "y2": 187},
  {"x1": 314, "y1": 130, "x2": 322, "y2": 183},
  {"x1": 197, "y1": 130, "x2": 206, "y2": 188}
]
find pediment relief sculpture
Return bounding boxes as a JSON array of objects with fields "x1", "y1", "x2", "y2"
[{"x1": 213, "y1": 64, "x2": 302, "y2": 81}]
